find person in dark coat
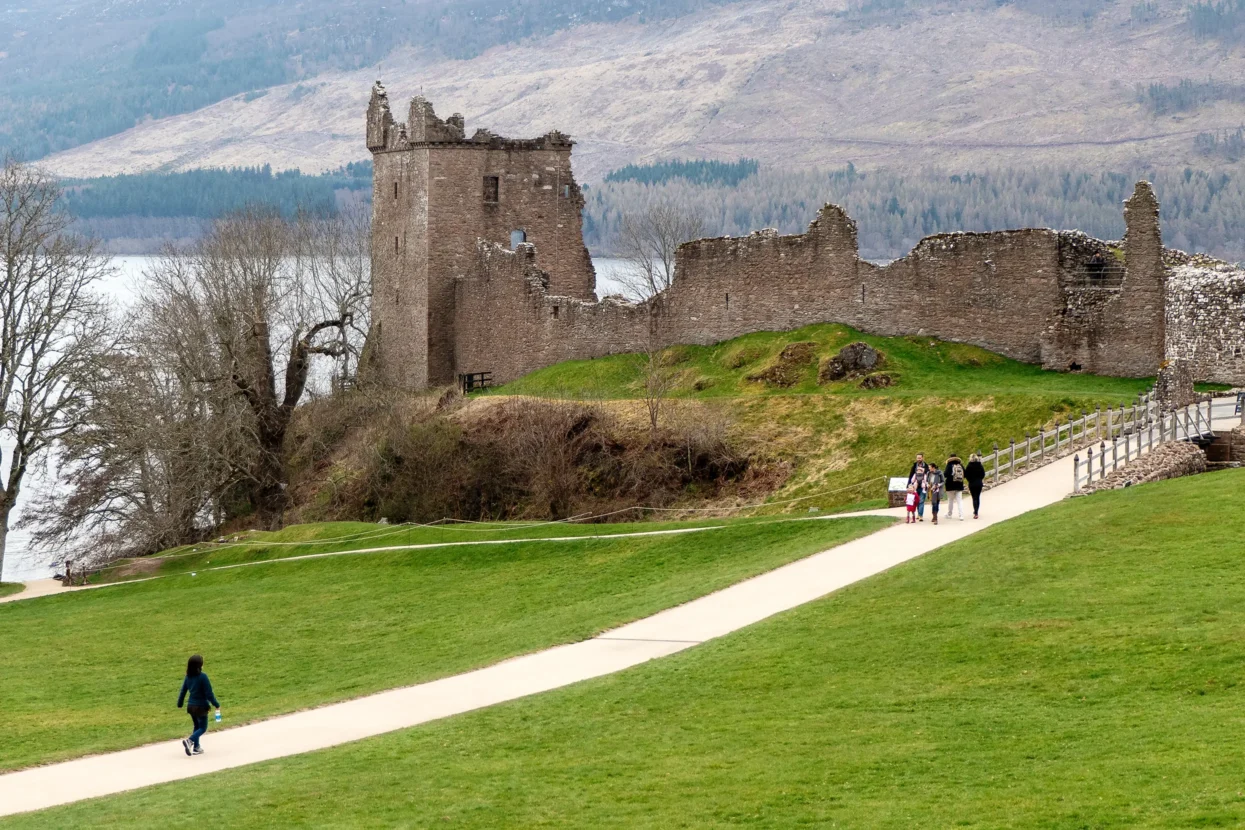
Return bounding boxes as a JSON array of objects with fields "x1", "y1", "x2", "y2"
[
  {"x1": 926, "y1": 463, "x2": 945, "y2": 525},
  {"x1": 965, "y1": 453, "x2": 987, "y2": 519},
  {"x1": 177, "y1": 654, "x2": 220, "y2": 756},
  {"x1": 944, "y1": 453, "x2": 966, "y2": 520},
  {"x1": 908, "y1": 453, "x2": 930, "y2": 521}
]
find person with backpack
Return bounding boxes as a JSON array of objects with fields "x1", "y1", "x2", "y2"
[
  {"x1": 177, "y1": 654, "x2": 220, "y2": 756},
  {"x1": 908, "y1": 453, "x2": 930, "y2": 521},
  {"x1": 945, "y1": 453, "x2": 967, "y2": 520},
  {"x1": 926, "y1": 463, "x2": 945, "y2": 525},
  {"x1": 965, "y1": 453, "x2": 987, "y2": 519}
]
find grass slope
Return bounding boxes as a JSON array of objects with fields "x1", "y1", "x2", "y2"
[
  {"x1": 0, "y1": 583, "x2": 22, "y2": 599},
  {"x1": 17, "y1": 470, "x2": 1245, "y2": 828},
  {"x1": 0, "y1": 515, "x2": 886, "y2": 772},
  {"x1": 92, "y1": 518, "x2": 768, "y2": 584},
  {"x1": 498, "y1": 324, "x2": 1153, "y2": 512},
  {"x1": 495, "y1": 324, "x2": 1150, "y2": 401}
]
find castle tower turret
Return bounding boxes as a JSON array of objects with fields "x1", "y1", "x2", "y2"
[
  {"x1": 367, "y1": 85, "x2": 597, "y2": 389},
  {"x1": 365, "y1": 82, "x2": 394, "y2": 152}
]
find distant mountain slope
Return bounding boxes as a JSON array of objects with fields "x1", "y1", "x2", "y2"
[
  {"x1": 38, "y1": 0, "x2": 1245, "y2": 182},
  {"x1": 0, "y1": 0, "x2": 736, "y2": 161}
]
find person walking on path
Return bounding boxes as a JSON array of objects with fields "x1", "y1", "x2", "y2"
[
  {"x1": 965, "y1": 453, "x2": 987, "y2": 519},
  {"x1": 908, "y1": 453, "x2": 930, "y2": 522},
  {"x1": 177, "y1": 655, "x2": 220, "y2": 757},
  {"x1": 926, "y1": 463, "x2": 945, "y2": 525},
  {"x1": 944, "y1": 453, "x2": 967, "y2": 520}
]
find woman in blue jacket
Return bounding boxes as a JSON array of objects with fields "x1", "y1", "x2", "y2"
[{"x1": 177, "y1": 654, "x2": 220, "y2": 756}]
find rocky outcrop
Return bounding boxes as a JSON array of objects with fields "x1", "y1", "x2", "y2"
[{"x1": 819, "y1": 342, "x2": 883, "y2": 384}]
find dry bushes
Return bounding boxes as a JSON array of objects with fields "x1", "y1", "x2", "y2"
[{"x1": 287, "y1": 393, "x2": 753, "y2": 524}]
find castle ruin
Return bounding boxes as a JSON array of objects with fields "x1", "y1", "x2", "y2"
[{"x1": 366, "y1": 84, "x2": 1245, "y2": 389}]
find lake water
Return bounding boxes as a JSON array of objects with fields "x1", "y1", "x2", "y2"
[{"x1": 1, "y1": 255, "x2": 637, "y2": 582}]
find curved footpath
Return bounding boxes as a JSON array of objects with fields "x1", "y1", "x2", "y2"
[{"x1": 1, "y1": 422, "x2": 1226, "y2": 819}]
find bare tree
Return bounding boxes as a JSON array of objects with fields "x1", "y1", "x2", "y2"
[
  {"x1": 614, "y1": 201, "x2": 703, "y2": 437},
  {"x1": 0, "y1": 157, "x2": 113, "y2": 577},
  {"x1": 144, "y1": 209, "x2": 364, "y2": 529},
  {"x1": 291, "y1": 205, "x2": 372, "y2": 393},
  {"x1": 614, "y1": 201, "x2": 704, "y2": 301},
  {"x1": 24, "y1": 320, "x2": 249, "y2": 562}
]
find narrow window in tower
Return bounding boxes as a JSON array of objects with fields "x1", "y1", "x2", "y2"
[
  {"x1": 394, "y1": 236, "x2": 399, "y2": 254},
  {"x1": 725, "y1": 293, "x2": 730, "y2": 309},
  {"x1": 861, "y1": 284, "x2": 867, "y2": 304},
  {"x1": 510, "y1": 229, "x2": 527, "y2": 249},
  {"x1": 393, "y1": 181, "x2": 398, "y2": 200},
  {"x1": 562, "y1": 184, "x2": 571, "y2": 198},
  {"x1": 553, "y1": 305, "x2": 560, "y2": 319},
  {"x1": 484, "y1": 176, "x2": 500, "y2": 203}
]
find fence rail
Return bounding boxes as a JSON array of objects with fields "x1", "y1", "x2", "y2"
[
  {"x1": 963, "y1": 390, "x2": 1234, "y2": 495},
  {"x1": 1071, "y1": 394, "x2": 1225, "y2": 493}
]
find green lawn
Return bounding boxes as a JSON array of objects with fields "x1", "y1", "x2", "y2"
[
  {"x1": 0, "y1": 514, "x2": 887, "y2": 773},
  {"x1": 0, "y1": 583, "x2": 21, "y2": 599},
  {"x1": 14, "y1": 470, "x2": 1245, "y2": 828},
  {"x1": 92, "y1": 517, "x2": 768, "y2": 584},
  {"x1": 495, "y1": 323, "x2": 1153, "y2": 401}
]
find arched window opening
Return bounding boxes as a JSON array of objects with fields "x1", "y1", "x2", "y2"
[{"x1": 510, "y1": 229, "x2": 527, "y2": 249}]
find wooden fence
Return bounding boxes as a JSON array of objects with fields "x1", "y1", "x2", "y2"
[
  {"x1": 967, "y1": 391, "x2": 1231, "y2": 494},
  {"x1": 1072, "y1": 394, "x2": 1222, "y2": 492}
]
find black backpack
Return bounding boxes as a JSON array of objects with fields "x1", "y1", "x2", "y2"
[{"x1": 951, "y1": 462, "x2": 964, "y2": 483}]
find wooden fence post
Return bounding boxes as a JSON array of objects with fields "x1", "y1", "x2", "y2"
[
  {"x1": 1074, "y1": 454, "x2": 1081, "y2": 492},
  {"x1": 1025, "y1": 432, "x2": 1032, "y2": 470},
  {"x1": 1112, "y1": 435, "x2": 1118, "y2": 471},
  {"x1": 1009, "y1": 439, "x2": 1016, "y2": 474},
  {"x1": 992, "y1": 442, "x2": 999, "y2": 484}
]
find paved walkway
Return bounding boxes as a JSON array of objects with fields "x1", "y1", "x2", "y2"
[{"x1": 3, "y1": 416, "x2": 1237, "y2": 818}]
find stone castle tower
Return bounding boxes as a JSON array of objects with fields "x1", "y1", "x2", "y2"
[{"x1": 366, "y1": 82, "x2": 596, "y2": 388}]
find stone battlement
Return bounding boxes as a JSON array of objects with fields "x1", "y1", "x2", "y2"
[{"x1": 367, "y1": 83, "x2": 573, "y2": 154}]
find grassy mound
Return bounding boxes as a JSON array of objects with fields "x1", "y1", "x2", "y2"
[
  {"x1": 494, "y1": 324, "x2": 1152, "y2": 513},
  {"x1": 494, "y1": 323, "x2": 1150, "y2": 401},
  {"x1": 0, "y1": 583, "x2": 22, "y2": 599},
  {"x1": 22, "y1": 470, "x2": 1245, "y2": 827},
  {"x1": 282, "y1": 326, "x2": 1154, "y2": 522},
  {"x1": 0, "y1": 515, "x2": 887, "y2": 772}
]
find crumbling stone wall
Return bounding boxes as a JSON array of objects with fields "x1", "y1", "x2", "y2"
[
  {"x1": 454, "y1": 244, "x2": 650, "y2": 382},
  {"x1": 1166, "y1": 259, "x2": 1245, "y2": 385},
  {"x1": 657, "y1": 183, "x2": 1164, "y2": 379}
]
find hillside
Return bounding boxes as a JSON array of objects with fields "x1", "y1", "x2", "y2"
[
  {"x1": 12, "y1": 470, "x2": 1245, "y2": 826},
  {"x1": 281, "y1": 326, "x2": 1151, "y2": 524},
  {"x1": 36, "y1": 0, "x2": 1245, "y2": 182}
]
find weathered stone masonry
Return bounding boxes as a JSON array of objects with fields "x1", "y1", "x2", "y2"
[{"x1": 368, "y1": 87, "x2": 1244, "y2": 389}]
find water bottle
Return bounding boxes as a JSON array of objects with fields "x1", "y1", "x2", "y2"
[{"x1": 215, "y1": 709, "x2": 222, "y2": 723}]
